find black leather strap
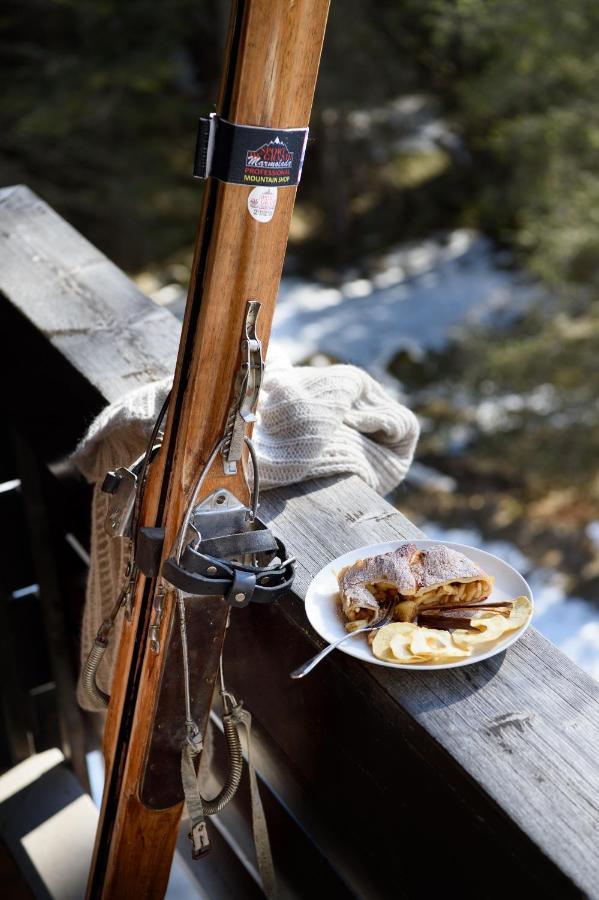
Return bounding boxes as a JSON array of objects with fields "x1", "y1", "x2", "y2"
[
  {"x1": 226, "y1": 569, "x2": 256, "y2": 607},
  {"x1": 198, "y1": 529, "x2": 278, "y2": 560},
  {"x1": 161, "y1": 534, "x2": 294, "y2": 607}
]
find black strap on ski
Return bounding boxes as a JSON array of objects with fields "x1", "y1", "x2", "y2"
[
  {"x1": 193, "y1": 113, "x2": 309, "y2": 187},
  {"x1": 162, "y1": 529, "x2": 294, "y2": 607}
]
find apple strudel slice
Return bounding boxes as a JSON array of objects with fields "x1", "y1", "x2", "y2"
[{"x1": 338, "y1": 542, "x2": 494, "y2": 628}]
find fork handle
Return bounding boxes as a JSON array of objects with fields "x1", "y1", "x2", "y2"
[{"x1": 290, "y1": 626, "x2": 370, "y2": 679}]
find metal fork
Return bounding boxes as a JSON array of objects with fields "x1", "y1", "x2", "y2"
[{"x1": 290, "y1": 601, "x2": 395, "y2": 679}]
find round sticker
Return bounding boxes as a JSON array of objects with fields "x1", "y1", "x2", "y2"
[{"x1": 247, "y1": 186, "x2": 278, "y2": 223}]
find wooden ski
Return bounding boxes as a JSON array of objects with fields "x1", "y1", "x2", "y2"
[{"x1": 86, "y1": 1, "x2": 330, "y2": 897}]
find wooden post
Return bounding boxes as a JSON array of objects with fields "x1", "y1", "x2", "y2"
[{"x1": 86, "y1": 1, "x2": 330, "y2": 896}]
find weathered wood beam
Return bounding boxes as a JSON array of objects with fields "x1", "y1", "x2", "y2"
[
  {"x1": 0, "y1": 185, "x2": 179, "y2": 401},
  {"x1": 0, "y1": 184, "x2": 180, "y2": 460}
]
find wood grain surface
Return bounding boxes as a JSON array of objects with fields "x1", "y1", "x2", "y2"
[{"x1": 84, "y1": 1, "x2": 331, "y2": 896}]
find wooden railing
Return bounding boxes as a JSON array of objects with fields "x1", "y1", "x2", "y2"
[{"x1": 1, "y1": 184, "x2": 598, "y2": 899}]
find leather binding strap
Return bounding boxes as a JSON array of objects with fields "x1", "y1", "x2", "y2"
[
  {"x1": 193, "y1": 113, "x2": 309, "y2": 187},
  {"x1": 162, "y1": 533, "x2": 294, "y2": 608}
]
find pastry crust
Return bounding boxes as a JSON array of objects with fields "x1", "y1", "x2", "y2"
[{"x1": 338, "y1": 543, "x2": 494, "y2": 624}]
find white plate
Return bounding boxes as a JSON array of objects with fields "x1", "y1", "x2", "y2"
[{"x1": 304, "y1": 539, "x2": 534, "y2": 670}]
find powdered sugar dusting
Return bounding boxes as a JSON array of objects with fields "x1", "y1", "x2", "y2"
[
  {"x1": 417, "y1": 543, "x2": 484, "y2": 590},
  {"x1": 338, "y1": 543, "x2": 418, "y2": 615},
  {"x1": 339, "y1": 542, "x2": 491, "y2": 616}
]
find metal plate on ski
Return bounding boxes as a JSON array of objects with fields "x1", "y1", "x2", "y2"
[{"x1": 140, "y1": 493, "x2": 293, "y2": 808}]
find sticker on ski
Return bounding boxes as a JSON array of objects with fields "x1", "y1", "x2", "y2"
[{"x1": 247, "y1": 186, "x2": 278, "y2": 222}]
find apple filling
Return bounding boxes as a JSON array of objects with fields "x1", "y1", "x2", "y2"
[{"x1": 352, "y1": 578, "x2": 491, "y2": 625}]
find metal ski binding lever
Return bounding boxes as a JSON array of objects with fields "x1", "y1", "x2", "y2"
[
  {"x1": 222, "y1": 299, "x2": 264, "y2": 475},
  {"x1": 101, "y1": 442, "x2": 162, "y2": 537}
]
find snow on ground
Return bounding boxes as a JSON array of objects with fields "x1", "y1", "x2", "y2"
[{"x1": 272, "y1": 229, "x2": 534, "y2": 384}]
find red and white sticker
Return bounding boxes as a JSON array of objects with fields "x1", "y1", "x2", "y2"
[{"x1": 247, "y1": 186, "x2": 277, "y2": 223}]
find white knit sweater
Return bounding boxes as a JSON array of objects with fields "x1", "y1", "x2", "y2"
[{"x1": 73, "y1": 358, "x2": 419, "y2": 710}]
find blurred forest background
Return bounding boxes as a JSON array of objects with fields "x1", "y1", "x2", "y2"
[{"x1": 2, "y1": 1, "x2": 598, "y2": 665}]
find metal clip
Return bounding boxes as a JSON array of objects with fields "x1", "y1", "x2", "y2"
[
  {"x1": 102, "y1": 467, "x2": 137, "y2": 537},
  {"x1": 149, "y1": 581, "x2": 166, "y2": 653},
  {"x1": 190, "y1": 821, "x2": 210, "y2": 858},
  {"x1": 222, "y1": 300, "x2": 264, "y2": 474},
  {"x1": 102, "y1": 444, "x2": 163, "y2": 539}
]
